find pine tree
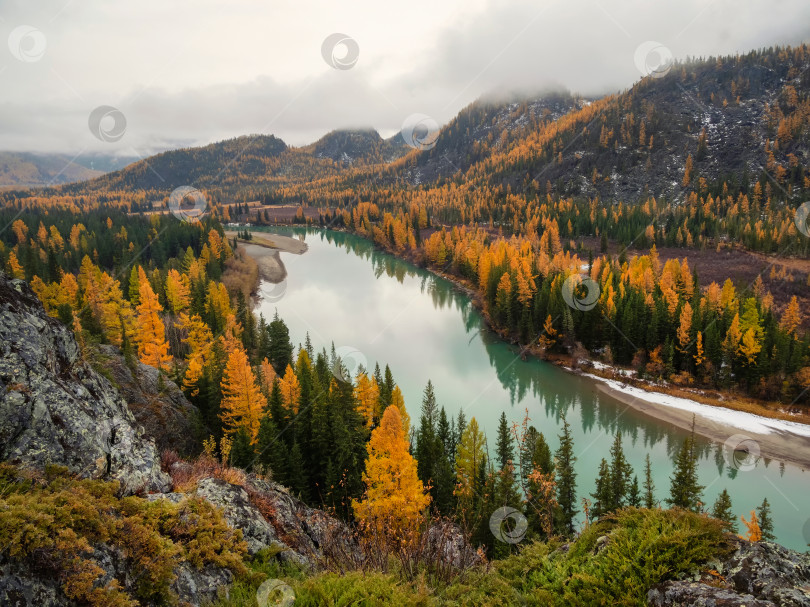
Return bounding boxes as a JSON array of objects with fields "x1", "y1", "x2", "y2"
[
  {"x1": 554, "y1": 415, "x2": 578, "y2": 536},
  {"x1": 266, "y1": 311, "x2": 293, "y2": 373},
  {"x1": 495, "y1": 412, "x2": 515, "y2": 470},
  {"x1": 711, "y1": 489, "x2": 737, "y2": 532},
  {"x1": 643, "y1": 454, "x2": 656, "y2": 508},
  {"x1": 229, "y1": 427, "x2": 254, "y2": 470},
  {"x1": 415, "y1": 380, "x2": 440, "y2": 497},
  {"x1": 256, "y1": 413, "x2": 289, "y2": 484},
  {"x1": 628, "y1": 476, "x2": 641, "y2": 507},
  {"x1": 591, "y1": 458, "x2": 612, "y2": 518},
  {"x1": 666, "y1": 423, "x2": 704, "y2": 512},
  {"x1": 288, "y1": 442, "x2": 310, "y2": 501},
  {"x1": 608, "y1": 431, "x2": 633, "y2": 510},
  {"x1": 757, "y1": 498, "x2": 775, "y2": 541}
]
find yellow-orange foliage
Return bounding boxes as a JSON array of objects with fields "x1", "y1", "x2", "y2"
[
  {"x1": 220, "y1": 346, "x2": 267, "y2": 443},
  {"x1": 352, "y1": 405, "x2": 430, "y2": 546},
  {"x1": 740, "y1": 510, "x2": 762, "y2": 542},
  {"x1": 355, "y1": 372, "x2": 380, "y2": 427},
  {"x1": 389, "y1": 386, "x2": 410, "y2": 435},
  {"x1": 279, "y1": 364, "x2": 301, "y2": 414},
  {"x1": 135, "y1": 267, "x2": 171, "y2": 370}
]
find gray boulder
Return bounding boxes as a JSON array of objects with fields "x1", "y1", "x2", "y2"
[
  {"x1": 0, "y1": 275, "x2": 169, "y2": 494},
  {"x1": 648, "y1": 537, "x2": 810, "y2": 607}
]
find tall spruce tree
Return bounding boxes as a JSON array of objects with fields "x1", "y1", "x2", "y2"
[
  {"x1": 608, "y1": 431, "x2": 634, "y2": 510},
  {"x1": 554, "y1": 415, "x2": 578, "y2": 536},
  {"x1": 591, "y1": 458, "x2": 612, "y2": 518},
  {"x1": 628, "y1": 476, "x2": 641, "y2": 507},
  {"x1": 643, "y1": 454, "x2": 656, "y2": 508},
  {"x1": 495, "y1": 412, "x2": 514, "y2": 470},
  {"x1": 667, "y1": 423, "x2": 704, "y2": 512},
  {"x1": 711, "y1": 489, "x2": 737, "y2": 532},
  {"x1": 415, "y1": 380, "x2": 441, "y2": 497},
  {"x1": 757, "y1": 498, "x2": 775, "y2": 541}
]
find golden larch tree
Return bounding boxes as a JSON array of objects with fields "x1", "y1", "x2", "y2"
[
  {"x1": 389, "y1": 386, "x2": 410, "y2": 434},
  {"x1": 279, "y1": 364, "x2": 301, "y2": 414},
  {"x1": 352, "y1": 405, "x2": 430, "y2": 547},
  {"x1": 220, "y1": 345, "x2": 267, "y2": 444},
  {"x1": 780, "y1": 296, "x2": 801, "y2": 338},
  {"x1": 355, "y1": 372, "x2": 380, "y2": 427},
  {"x1": 135, "y1": 266, "x2": 171, "y2": 370}
]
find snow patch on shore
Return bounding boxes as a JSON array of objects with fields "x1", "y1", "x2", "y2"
[{"x1": 584, "y1": 373, "x2": 810, "y2": 438}]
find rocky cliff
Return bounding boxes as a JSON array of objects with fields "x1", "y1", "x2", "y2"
[{"x1": 0, "y1": 274, "x2": 169, "y2": 494}]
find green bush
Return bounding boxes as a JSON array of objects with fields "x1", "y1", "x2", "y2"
[
  {"x1": 0, "y1": 464, "x2": 247, "y2": 606},
  {"x1": 278, "y1": 508, "x2": 729, "y2": 607}
]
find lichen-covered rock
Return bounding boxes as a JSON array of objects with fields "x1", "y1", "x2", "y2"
[
  {"x1": 97, "y1": 344, "x2": 204, "y2": 456},
  {"x1": 647, "y1": 537, "x2": 810, "y2": 607},
  {"x1": 0, "y1": 558, "x2": 74, "y2": 607},
  {"x1": 0, "y1": 544, "x2": 232, "y2": 607},
  {"x1": 724, "y1": 539, "x2": 810, "y2": 606},
  {"x1": 149, "y1": 475, "x2": 362, "y2": 569},
  {"x1": 424, "y1": 519, "x2": 482, "y2": 569},
  {"x1": 0, "y1": 275, "x2": 169, "y2": 494},
  {"x1": 648, "y1": 580, "x2": 775, "y2": 606},
  {"x1": 194, "y1": 477, "x2": 286, "y2": 555},
  {"x1": 244, "y1": 474, "x2": 362, "y2": 567}
]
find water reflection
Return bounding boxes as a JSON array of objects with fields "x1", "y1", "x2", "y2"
[{"x1": 254, "y1": 226, "x2": 810, "y2": 550}]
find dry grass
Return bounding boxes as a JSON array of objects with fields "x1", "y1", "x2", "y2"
[
  {"x1": 221, "y1": 250, "x2": 259, "y2": 299},
  {"x1": 161, "y1": 449, "x2": 247, "y2": 493}
]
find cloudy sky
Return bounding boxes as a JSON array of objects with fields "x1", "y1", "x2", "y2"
[{"x1": 1, "y1": 0, "x2": 809, "y2": 157}]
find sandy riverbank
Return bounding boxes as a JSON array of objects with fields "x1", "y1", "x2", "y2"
[
  {"x1": 579, "y1": 370, "x2": 810, "y2": 469},
  {"x1": 225, "y1": 231, "x2": 307, "y2": 283}
]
